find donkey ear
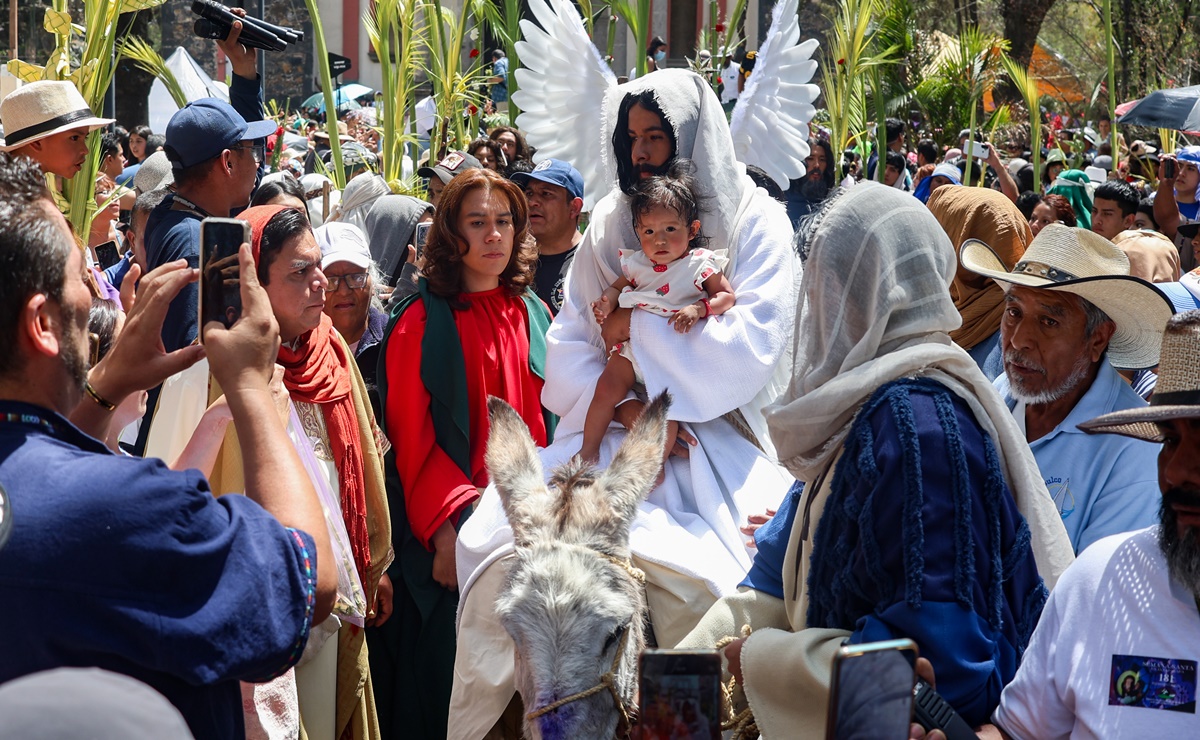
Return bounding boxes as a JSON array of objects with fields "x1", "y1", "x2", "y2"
[
  {"x1": 486, "y1": 396, "x2": 552, "y2": 548},
  {"x1": 596, "y1": 391, "x2": 671, "y2": 536}
]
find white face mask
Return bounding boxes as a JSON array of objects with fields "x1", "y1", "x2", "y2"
[{"x1": 653, "y1": 50, "x2": 666, "y2": 63}]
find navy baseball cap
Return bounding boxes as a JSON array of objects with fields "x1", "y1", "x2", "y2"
[
  {"x1": 164, "y1": 98, "x2": 278, "y2": 171},
  {"x1": 511, "y1": 158, "x2": 584, "y2": 200}
]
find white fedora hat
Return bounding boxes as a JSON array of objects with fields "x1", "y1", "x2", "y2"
[
  {"x1": 960, "y1": 223, "x2": 1175, "y2": 370},
  {"x1": 0, "y1": 81, "x2": 114, "y2": 152},
  {"x1": 1079, "y1": 310, "x2": 1200, "y2": 441}
]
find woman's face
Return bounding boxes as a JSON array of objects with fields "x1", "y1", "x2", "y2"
[
  {"x1": 456, "y1": 186, "x2": 514, "y2": 292},
  {"x1": 95, "y1": 188, "x2": 120, "y2": 224},
  {"x1": 1029, "y1": 201, "x2": 1057, "y2": 236},
  {"x1": 496, "y1": 132, "x2": 518, "y2": 163},
  {"x1": 129, "y1": 134, "x2": 147, "y2": 161},
  {"x1": 473, "y1": 146, "x2": 500, "y2": 172},
  {"x1": 322, "y1": 259, "x2": 371, "y2": 341}
]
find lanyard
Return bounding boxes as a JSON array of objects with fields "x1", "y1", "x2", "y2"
[
  {"x1": 171, "y1": 193, "x2": 212, "y2": 219},
  {"x1": 0, "y1": 412, "x2": 57, "y2": 436}
]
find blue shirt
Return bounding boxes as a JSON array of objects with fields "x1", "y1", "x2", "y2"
[
  {"x1": 966, "y1": 329, "x2": 1004, "y2": 381},
  {"x1": 0, "y1": 402, "x2": 317, "y2": 739},
  {"x1": 994, "y1": 360, "x2": 1161, "y2": 554},
  {"x1": 490, "y1": 57, "x2": 509, "y2": 103}
]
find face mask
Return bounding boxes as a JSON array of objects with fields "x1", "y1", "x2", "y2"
[{"x1": 654, "y1": 50, "x2": 666, "y2": 63}]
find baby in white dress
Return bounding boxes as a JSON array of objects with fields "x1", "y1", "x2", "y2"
[{"x1": 583, "y1": 162, "x2": 736, "y2": 463}]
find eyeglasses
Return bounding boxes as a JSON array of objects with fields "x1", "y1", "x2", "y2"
[
  {"x1": 233, "y1": 142, "x2": 266, "y2": 164},
  {"x1": 327, "y1": 272, "x2": 369, "y2": 291}
]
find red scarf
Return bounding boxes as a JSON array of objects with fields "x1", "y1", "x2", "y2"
[{"x1": 242, "y1": 205, "x2": 372, "y2": 591}]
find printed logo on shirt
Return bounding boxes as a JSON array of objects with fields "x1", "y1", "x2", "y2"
[
  {"x1": 1109, "y1": 655, "x2": 1197, "y2": 713},
  {"x1": 1046, "y1": 476, "x2": 1075, "y2": 519}
]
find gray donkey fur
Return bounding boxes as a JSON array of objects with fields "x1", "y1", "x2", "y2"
[{"x1": 487, "y1": 392, "x2": 671, "y2": 740}]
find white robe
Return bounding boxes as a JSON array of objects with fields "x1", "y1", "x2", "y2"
[{"x1": 449, "y1": 188, "x2": 799, "y2": 738}]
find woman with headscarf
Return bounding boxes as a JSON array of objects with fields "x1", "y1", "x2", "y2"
[
  {"x1": 928, "y1": 185, "x2": 1033, "y2": 380},
  {"x1": 1047, "y1": 169, "x2": 1094, "y2": 229},
  {"x1": 328, "y1": 171, "x2": 392, "y2": 233},
  {"x1": 208, "y1": 206, "x2": 393, "y2": 740},
  {"x1": 679, "y1": 183, "x2": 1075, "y2": 737},
  {"x1": 374, "y1": 168, "x2": 555, "y2": 740}
]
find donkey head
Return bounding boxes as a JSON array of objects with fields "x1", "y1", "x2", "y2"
[{"x1": 487, "y1": 393, "x2": 671, "y2": 740}]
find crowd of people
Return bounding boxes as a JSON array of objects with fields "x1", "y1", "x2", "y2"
[{"x1": 2, "y1": 10, "x2": 1200, "y2": 740}]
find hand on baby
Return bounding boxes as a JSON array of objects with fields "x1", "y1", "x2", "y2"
[
  {"x1": 592, "y1": 294, "x2": 615, "y2": 324},
  {"x1": 669, "y1": 304, "x2": 702, "y2": 333}
]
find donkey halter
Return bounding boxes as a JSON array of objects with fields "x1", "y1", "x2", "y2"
[{"x1": 524, "y1": 550, "x2": 646, "y2": 737}]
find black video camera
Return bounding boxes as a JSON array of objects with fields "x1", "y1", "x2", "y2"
[{"x1": 191, "y1": 0, "x2": 304, "y2": 53}]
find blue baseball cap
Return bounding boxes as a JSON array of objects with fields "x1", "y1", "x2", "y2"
[
  {"x1": 512, "y1": 158, "x2": 584, "y2": 200},
  {"x1": 164, "y1": 98, "x2": 278, "y2": 171}
]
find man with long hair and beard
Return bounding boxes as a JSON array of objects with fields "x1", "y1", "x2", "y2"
[
  {"x1": 783, "y1": 137, "x2": 835, "y2": 230},
  {"x1": 980, "y1": 310, "x2": 1200, "y2": 738}
]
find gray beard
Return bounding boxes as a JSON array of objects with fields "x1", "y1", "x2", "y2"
[
  {"x1": 1005, "y1": 349, "x2": 1092, "y2": 406},
  {"x1": 1160, "y1": 491, "x2": 1200, "y2": 599}
]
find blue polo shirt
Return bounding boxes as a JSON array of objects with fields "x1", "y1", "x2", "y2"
[
  {"x1": 0, "y1": 401, "x2": 317, "y2": 739},
  {"x1": 994, "y1": 360, "x2": 1161, "y2": 554}
]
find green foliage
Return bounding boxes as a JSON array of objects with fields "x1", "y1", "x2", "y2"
[
  {"x1": 117, "y1": 36, "x2": 187, "y2": 109},
  {"x1": 304, "y1": 0, "x2": 346, "y2": 188},
  {"x1": 1002, "y1": 53, "x2": 1041, "y2": 190},
  {"x1": 364, "y1": 0, "x2": 422, "y2": 182},
  {"x1": 611, "y1": 0, "x2": 652, "y2": 77}
]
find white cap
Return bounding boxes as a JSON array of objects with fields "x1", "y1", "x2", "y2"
[{"x1": 314, "y1": 221, "x2": 372, "y2": 270}]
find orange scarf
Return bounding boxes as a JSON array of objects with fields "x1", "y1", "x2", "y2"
[{"x1": 242, "y1": 205, "x2": 372, "y2": 591}]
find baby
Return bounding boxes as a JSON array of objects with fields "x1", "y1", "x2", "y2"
[{"x1": 581, "y1": 162, "x2": 735, "y2": 463}]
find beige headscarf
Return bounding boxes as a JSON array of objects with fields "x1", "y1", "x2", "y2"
[
  {"x1": 927, "y1": 186, "x2": 1032, "y2": 350},
  {"x1": 766, "y1": 182, "x2": 1074, "y2": 588},
  {"x1": 1112, "y1": 229, "x2": 1181, "y2": 283}
]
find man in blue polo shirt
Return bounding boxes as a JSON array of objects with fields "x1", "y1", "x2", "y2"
[
  {"x1": 961, "y1": 224, "x2": 1176, "y2": 553},
  {"x1": 0, "y1": 152, "x2": 335, "y2": 738}
]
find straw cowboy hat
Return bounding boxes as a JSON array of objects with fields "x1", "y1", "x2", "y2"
[
  {"x1": 0, "y1": 81, "x2": 113, "y2": 152},
  {"x1": 1079, "y1": 310, "x2": 1200, "y2": 441},
  {"x1": 961, "y1": 223, "x2": 1175, "y2": 370}
]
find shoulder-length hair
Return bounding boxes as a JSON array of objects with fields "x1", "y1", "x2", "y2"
[
  {"x1": 422, "y1": 168, "x2": 537, "y2": 301},
  {"x1": 488, "y1": 126, "x2": 532, "y2": 163},
  {"x1": 612, "y1": 90, "x2": 677, "y2": 196}
]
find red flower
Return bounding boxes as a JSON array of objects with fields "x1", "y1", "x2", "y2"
[
  {"x1": 837, "y1": 58, "x2": 845, "y2": 65},
  {"x1": 469, "y1": 104, "x2": 479, "y2": 115},
  {"x1": 715, "y1": 23, "x2": 725, "y2": 32},
  {"x1": 470, "y1": 48, "x2": 480, "y2": 58}
]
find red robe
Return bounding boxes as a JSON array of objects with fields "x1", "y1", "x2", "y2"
[{"x1": 384, "y1": 286, "x2": 549, "y2": 549}]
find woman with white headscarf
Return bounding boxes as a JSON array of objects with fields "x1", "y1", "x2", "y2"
[{"x1": 678, "y1": 182, "x2": 1075, "y2": 737}]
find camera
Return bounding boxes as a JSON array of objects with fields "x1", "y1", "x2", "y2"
[{"x1": 191, "y1": 0, "x2": 303, "y2": 52}]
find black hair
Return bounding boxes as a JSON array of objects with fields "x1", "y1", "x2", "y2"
[
  {"x1": 251, "y1": 173, "x2": 307, "y2": 209},
  {"x1": 885, "y1": 117, "x2": 905, "y2": 145},
  {"x1": 1137, "y1": 198, "x2": 1158, "y2": 230},
  {"x1": 629, "y1": 159, "x2": 709, "y2": 252},
  {"x1": 884, "y1": 151, "x2": 906, "y2": 172},
  {"x1": 504, "y1": 158, "x2": 535, "y2": 179},
  {"x1": 0, "y1": 153, "x2": 74, "y2": 377},
  {"x1": 809, "y1": 138, "x2": 836, "y2": 189},
  {"x1": 744, "y1": 165, "x2": 784, "y2": 201},
  {"x1": 1015, "y1": 190, "x2": 1042, "y2": 220},
  {"x1": 99, "y1": 132, "x2": 121, "y2": 161},
  {"x1": 131, "y1": 125, "x2": 153, "y2": 140},
  {"x1": 1094, "y1": 179, "x2": 1139, "y2": 217},
  {"x1": 1015, "y1": 163, "x2": 1035, "y2": 194},
  {"x1": 647, "y1": 36, "x2": 666, "y2": 55},
  {"x1": 87, "y1": 298, "x2": 122, "y2": 363},
  {"x1": 257, "y1": 207, "x2": 312, "y2": 285},
  {"x1": 612, "y1": 90, "x2": 677, "y2": 196},
  {"x1": 916, "y1": 139, "x2": 938, "y2": 164},
  {"x1": 113, "y1": 124, "x2": 129, "y2": 156},
  {"x1": 145, "y1": 133, "x2": 166, "y2": 154}
]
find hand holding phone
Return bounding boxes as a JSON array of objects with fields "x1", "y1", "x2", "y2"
[
  {"x1": 1162, "y1": 157, "x2": 1178, "y2": 180},
  {"x1": 827, "y1": 639, "x2": 918, "y2": 740},
  {"x1": 199, "y1": 217, "x2": 251, "y2": 342},
  {"x1": 639, "y1": 649, "x2": 721, "y2": 740},
  {"x1": 414, "y1": 221, "x2": 431, "y2": 260},
  {"x1": 966, "y1": 141, "x2": 990, "y2": 160}
]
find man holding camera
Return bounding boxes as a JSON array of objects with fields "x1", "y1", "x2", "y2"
[{"x1": 1153, "y1": 147, "x2": 1200, "y2": 272}]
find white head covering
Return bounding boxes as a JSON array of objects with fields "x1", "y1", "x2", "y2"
[
  {"x1": 767, "y1": 182, "x2": 1074, "y2": 588},
  {"x1": 328, "y1": 172, "x2": 391, "y2": 233}
]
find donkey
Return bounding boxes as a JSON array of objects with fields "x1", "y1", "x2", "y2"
[{"x1": 486, "y1": 392, "x2": 671, "y2": 740}]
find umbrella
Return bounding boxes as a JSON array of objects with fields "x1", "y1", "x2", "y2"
[
  {"x1": 302, "y1": 83, "x2": 375, "y2": 112},
  {"x1": 1117, "y1": 85, "x2": 1200, "y2": 132}
]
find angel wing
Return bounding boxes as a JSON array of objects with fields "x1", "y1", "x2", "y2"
[
  {"x1": 512, "y1": 0, "x2": 618, "y2": 210},
  {"x1": 729, "y1": 0, "x2": 820, "y2": 190}
]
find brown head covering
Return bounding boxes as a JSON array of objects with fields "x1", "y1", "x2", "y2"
[
  {"x1": 927, "y1": 186, "x2": 1032, "y2": 350},
  {"x1": 1112, "y1": 229, "x2": 1181, "y2": 283}
]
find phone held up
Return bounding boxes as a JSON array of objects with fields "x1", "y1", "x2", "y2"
[
  {"x1": 414, "y1": 221, "x2": 431, "y2": 260},
  {"x1": 93, "y1": 240, "x2": 121, "y2": 271},
  {"x1": 199, "y1": 217, "x2": 251, "y2": 342},
  {"x1": 638, "y1": 649, "x2": 721, "y2": 740},
  {"x1": 966, "y1": 140, "x2": 990, "y2": 161},
  {"x1": 826, "y1": 638, "x2": 918, "y2": 740},
  {"x1": 1163, "y1": 157, "x2": 1178, "y2": 180}
]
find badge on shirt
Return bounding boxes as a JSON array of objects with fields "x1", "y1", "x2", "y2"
[{"x1": 1109, "y1": 654, "x2": 1197, "y2": 712}]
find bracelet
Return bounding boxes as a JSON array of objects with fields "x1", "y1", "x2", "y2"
[
  {"x1": 84, "y1": 381, "x2": 117, "y2": 412},
  {"x1": 700, "y1": 298, "x2": 711, "y2": 318}
]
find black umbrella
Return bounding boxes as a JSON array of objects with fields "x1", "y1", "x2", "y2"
[{"x1": 1117, "y1": 85, "x2": 1200, "y2": 132}]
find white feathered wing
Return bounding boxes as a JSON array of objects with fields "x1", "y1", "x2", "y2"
[
  {"x1": 512, "y1": 0, "x2": 618, "y2": 211},
  {"x1": 729, "y1": 0, "x2": 821, "y2": 190}
]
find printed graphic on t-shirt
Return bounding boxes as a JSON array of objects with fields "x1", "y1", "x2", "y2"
[
  {"x1": 1109, "y1": 655, "x2": 1197, "y2": 712},
  {"x1": 1046, "y1": 476, "x2": 1075, "y2": 520}
]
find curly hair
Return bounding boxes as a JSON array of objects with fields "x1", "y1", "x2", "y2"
[
  {"x1": 468, "y1": 137, "x2": 508, "y2": 171},
  {"x1": 489, "y1": 126, "x2": 532, "y2": 164},
  {"x1": 422, "y1": 168, "x2": 537, "y2": 301}
]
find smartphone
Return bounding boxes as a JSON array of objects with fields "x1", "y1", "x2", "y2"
[
  {"x1": 93, "y1": 240, "x2": 121, "y2": 270},
  {"x1": 414, "y1": 221, "x2": 431, "y2": 259},
  {"x1": 199, "y1": 217, "x2": 251, "y2": 342},
  {"x1": 826, "y1": 638, "x2": 918, "y2": 740},
  {"x1": 1163, "y1": 158, "x2": 1177, "y2": 179},
  {"x1": 638, "y1": 649, "x2": 721, "y2": 740},
  {"x1": 966, "y1": 140, "x2": 990, "y2": 160}
]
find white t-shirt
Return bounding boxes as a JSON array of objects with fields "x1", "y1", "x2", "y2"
[
  {"x1": 720, "y1": 62, "x2": 740, "y2": 103},
  {"x1": 994, "y1": 526, "x2": 1200, "y2": 738}
]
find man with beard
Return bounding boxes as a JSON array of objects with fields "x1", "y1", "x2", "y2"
[
  {"x1": 784, "y1": 137, "x2": 835, "y2": 229},
  {"x1": 962, "y1": 224, "x2": 1175, "y2": 553},
  {"x1": 981, "y1": 310, "x2": 1200, "y2": 737},
  {"x1": 511, "y1": 158, "x2": 584, "y2": 314}
]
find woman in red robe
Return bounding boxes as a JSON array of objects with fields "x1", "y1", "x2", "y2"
[{"x1": 372, "y1": 168, "x2": 554, "y2": 739}]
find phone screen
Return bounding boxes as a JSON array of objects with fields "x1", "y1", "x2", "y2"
[
  {"x1": 638, "y1": 650, "x2": 721, "y2": 740},
  {"x1": 1163, "y1": 159, "x2": 1177, "y2": 179},
  {"x1": 199, "y1": 217, "x2": 251, "y2": 342},
  {"x1": 827, "y1": 639, "x2": 917, "y2": 740},
  {"x1": 93, "y1": 240, "x2": 121, "y2": 270},
  {"x1": 414, "y1": 221, "x2": 431, "y2": 259}
]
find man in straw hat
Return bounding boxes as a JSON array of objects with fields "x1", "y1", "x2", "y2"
[
  {"x1": 982, "y1": 310, "x2": 1200, "y2": 737},
  {"x1": 961, "y1": 223, "x2": 1176, "y2": 553},
  {"x1": 0, "y1": 80, "x2": 114, "y2": 179}
]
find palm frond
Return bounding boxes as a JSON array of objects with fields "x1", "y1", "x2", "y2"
[{"x1": 117, "y1": 37, "x2": 187, "y2": 108}]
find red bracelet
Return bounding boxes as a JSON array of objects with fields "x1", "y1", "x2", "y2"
[{"x1": 700, "y1": 298, "x2": 711, "y2": 317}]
